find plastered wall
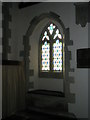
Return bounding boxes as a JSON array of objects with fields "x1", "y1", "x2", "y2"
[{"x1": 7, "y1": 2, "x2": 88, "y2": 118}]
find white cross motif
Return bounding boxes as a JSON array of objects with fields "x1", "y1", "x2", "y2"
[
  {"x1": 54, "y1": 29, "x2": 62, "y2": 39},
  {"x1": 42, "y1": 31, "x2": 49, "y2": 41},
  {"x1": 48, "y1": 23, "x2": 56, "y2": 35}
]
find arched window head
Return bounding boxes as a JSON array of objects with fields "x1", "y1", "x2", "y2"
[{"x1": 39, "y1": 22, "x2": 64, "y2": 78}]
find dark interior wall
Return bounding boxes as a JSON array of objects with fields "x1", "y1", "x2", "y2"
[
  {"x1": 2, "y1": 2, "x2": 88, "y2": 118},
  {"x1": 0, "y1": 2, "x2": 2, "y2": 119},
  {"x1": 88, "y1": 23, "x2": 90, "y2": 118},
  {"x1": 2, "y1": 3, "x2": 12, "y2": 60}
]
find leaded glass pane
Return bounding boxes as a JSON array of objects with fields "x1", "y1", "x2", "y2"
[
  {"x1": 53, "y1": 40, "x2": 62, "y2": 71},
  {"x1": 42, "y1": 31, "x2": 49, "y2": 41},
  {"x1": 54, "y1": 29, "x2": 62, "y2": 39},
  {"x1": 42, "y1": 41, "x2": 50, "y2": 71},
  {"x1": 48, "y1": 23, "x2": 56, "y2": 35}
]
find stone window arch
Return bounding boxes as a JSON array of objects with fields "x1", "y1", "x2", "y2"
[{"x1": 21, "y1": 12, "x2": 75, "y2": 103}]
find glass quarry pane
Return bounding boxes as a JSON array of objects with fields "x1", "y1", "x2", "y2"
[
  {"x1": 41, "y1": 41, "x2": 50, "y2": 71},
  {"x1": 53, "y1": 40, "x2": 63, "y2": 71}
]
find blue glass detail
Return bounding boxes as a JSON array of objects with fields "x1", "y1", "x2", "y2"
[
  {"x1": 45, "y1": 41, "x2": 47, "y2": 46},
  {"x1": 50, "y1": 26, "x2": 53, "y2": 30},
  {"x1": 56, "y1": 40, "x2": 59, "y2": 44}
]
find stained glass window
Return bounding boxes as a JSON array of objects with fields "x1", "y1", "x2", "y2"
[
  {"x1": 53, "y1": 40, "x2": 62, "y2": 71},
  {"x1": 42, "y1": 41, "x2": 50, "y2": 71},
  {"x1": 40, "y1": 22, "x2": 64, "y2": 78}
]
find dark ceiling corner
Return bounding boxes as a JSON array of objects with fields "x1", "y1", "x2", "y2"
[{"x1": 18, "y1": 2, "x2": 41, "y2": 9}]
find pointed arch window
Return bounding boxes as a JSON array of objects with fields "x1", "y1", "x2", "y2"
[{"x1": 39, "y1": 23, "x2": 64, "y2": 78}]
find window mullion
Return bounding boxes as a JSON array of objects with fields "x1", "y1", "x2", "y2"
[{"x1": 50, "y1": 38, "x2": 53, "y2": 72}]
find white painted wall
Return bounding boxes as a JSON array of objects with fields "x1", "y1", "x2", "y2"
[{"x1": 9, "y1": 2, "x2": 88, "y2": 118}]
